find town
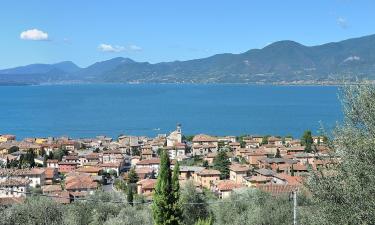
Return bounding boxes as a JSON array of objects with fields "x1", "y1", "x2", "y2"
[{"x1": 0, "y1": 124, "x2": 333, "y2": 205}]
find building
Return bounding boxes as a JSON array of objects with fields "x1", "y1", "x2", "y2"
[
  {"x1": 178, "y1": 166, "x2": 205, "y2": 181},
  {"x1": 137, "y1": 178, "x2": 157, "y2": 198},
  {"x1": 136, "y1": 158, "x2": 161, "y2": 173},
  {"x1": 47, "y1": 159, "x2": 59, "y2": 168},
  {"x1": 58, "y1": 162, "x2": 78, "y2": 173},
  {"x1": 192, "y1": 134, "x2": 218, "y2": 156},
  {"x1": 0, "y1": 168, "x2": 45, "y2": 188},
  {"x1": 166, "y1": 124, "x2": 182, "y2": 147},
  {"x1": 195, "y1": 169, "x2": 221, "y2": 189},
  {"x1": 0, "y1": 178, "x2": 29, "y2": 198},
  {"x1": 214, "y1": 180, "x2": 244, "y2": 198},
  {"x1": 229, "y1": 164, "x2": 251, "y2": 184},
  {"x1": 0, "y1": 135, "x2": 16, "y2": 143},
  {"x1": 65, "y1": 172, "x2": 98, "y2": 196}
]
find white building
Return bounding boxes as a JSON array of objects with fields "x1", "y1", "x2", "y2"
[
  {"x1": 0, "y1": 168, "x2": 45, "y2": 188},
  {"x1": 0, "y1": 178, "x2": 30, "y2": 198},
  {"x1": 167, "y1": 124, "x2": 182, "y2": 147}
]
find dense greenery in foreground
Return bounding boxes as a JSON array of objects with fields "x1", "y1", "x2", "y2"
[{"x1": 2, "y1": 83, "x2": 375, "y2": 224}]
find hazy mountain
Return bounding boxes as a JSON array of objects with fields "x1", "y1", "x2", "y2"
[{"x1": 1, "y1": 34, "x2": 375, "y2": 84}]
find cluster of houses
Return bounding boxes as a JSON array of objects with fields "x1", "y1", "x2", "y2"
[{"x1": 0, "y1": 125, "x2": 335, "y2": 205}]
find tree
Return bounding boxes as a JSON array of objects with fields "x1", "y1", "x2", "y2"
[
  {"x1": 213, "y1": 151, "x2": 230, "y2": 179},
  {"x1": 152, "y1": 149, "x2": 179, "y2": 225},
  {"x1": 8, "y1": 146, "x2": 19, "y2": 154},
  {"x1": 301, "y1": 130, "x2": 313, "y2": 153},
  {"x1": 304, "y1": 84, "x2": 375, "y2": 224},
  {"x1": 261, "y1": 135, "x2": 270, "y2": 145},
  {"x1": 180, "y1": 181, "x2": 210, "y2": 225},
  {"x1": 127, "y1": 187, "x2": 134, "y2": 206},
  {"x1": 194, "y1": 217, "x2": 213, "y2": 225},
  {"x1": 172, "y1": 162, "x2": 182, "y2": 223},
  {"x1": 6, "y1": 157, "x2": 10, "y2": 168},
  {"x1": 128, "y1": 168, "x2": 139, "y2": 184},
  {"x1": 43, "y1": 155, "x2": 47, "y2": 167},
  {"x1": 202, "y1": 160, "x2": 209, "y2": 168},
  {"x1": 275, "y1": 148, "x2": 281, "y2": 158}
]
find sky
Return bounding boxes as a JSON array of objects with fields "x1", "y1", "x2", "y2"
[{"x1": 0, "y1": 0, "x2": 374, "y2": 69}]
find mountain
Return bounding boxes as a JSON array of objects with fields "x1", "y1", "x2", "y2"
[{"x1": 1, "y1": 34, "x2": 375, "y2": 84}]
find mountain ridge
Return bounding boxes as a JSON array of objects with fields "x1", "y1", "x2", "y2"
[{"x1": 2, "y1": 34, "x2": 375, "y2": 84}]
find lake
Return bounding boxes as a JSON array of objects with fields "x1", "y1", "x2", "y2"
[{"x1": 0, "y1": 84, "x2": 342, "y2": 139}]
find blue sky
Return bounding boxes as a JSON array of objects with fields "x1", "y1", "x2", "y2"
[{"x1": 0, "y1": 0, "x2": 374, "y2": 69}]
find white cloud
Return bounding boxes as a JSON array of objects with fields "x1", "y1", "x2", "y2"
[
  {"x1": 98, "y1": 44, "x2": 125, "y2": 53},
  {"x1": 337, "y1": 17, "x2": 348, "y2": 29},
  {"x1": 20, "y1": 29, "x2": 49, "y2": 41},
  {"x1": 128, "y1": 44, "x2": 142, "y2": 51},
  {"x1": 98, "y1": 43, "x2": 142, "y2": 53}
]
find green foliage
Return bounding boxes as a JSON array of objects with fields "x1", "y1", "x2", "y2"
[
  {"x1": 0, "y1": 196, "x2": 64, "y2": 225},
  {"x1": 301, "y1": 130, "x2": 313, "y2": 152},
  {"x1": 202, "y1": 160, "x2": 209, "y2": 168},
  {"x1": 128, "y1": 168, "x2": 139, "y2": 184},
  {"x1": 183, "y1": 135, "x2": 194, "y2": 142},
  {"x1": 152, "y1": 149, "x2": 179, "y2": 225},
  {"x1": 211, "y1": 189, "x2": 293, "y2": 225},
  {"x1": 213, "y1": 151, "x2": 230, "y2": 179},
  {"x1": 127, "y1": 187, "x2": 134, "y2": 206},
  {"x1": 8, "y1": 146, "x2": 19, "y2": 154},
  {"x1": 304, "y1": 83, "x2": 375, "y2": 224},
  {"x1": 53, "y1": 149, "x2": 68, "y2": 161},
  {"x1": 194, "y1": 217, "x2": 213, "y2": 225},
  {"x1": 172, "y1": 162, "x2": 183, "y2": 222},
  {"x1": 180, "y1": 181, "x2": 210, "y2": 225},
  {"x1": 261, "y1": 135, "x2": 270, "y2": 145}
]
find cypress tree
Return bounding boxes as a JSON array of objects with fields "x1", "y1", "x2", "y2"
[
  {"x1": 128, "y1": 167, "x2": 139, "y2": 184},
  {"x1": 127, "y1": 187, "x2": 134, "y2": 206},
  {"x1": 172, "y1": 161, "x2": 182, "y2": 223},
  {"x1": 152, "y1": 149, "x2": 177, "y2": 225}
]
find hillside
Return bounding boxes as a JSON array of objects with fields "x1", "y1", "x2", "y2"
[{"x1": 1, "y1": 34, "x2": 375, "y2": 84}]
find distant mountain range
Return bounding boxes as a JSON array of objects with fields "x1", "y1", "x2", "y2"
[{"x1": 2, "y1": 34, "x2": 375, "y2": 85}]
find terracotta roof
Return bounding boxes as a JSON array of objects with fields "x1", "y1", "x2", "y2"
[
  {"x1": 274, "y1": 174, "x2": 302, "y2": 186},
  {"x1": 135, "y1": 167, "x2": 154, "y2": 174},
  {"x1": 42, "y1": 184, "x2": 62, "y2": 193},
  {"x1": 249, "y1": 175, "x2": 272, "y2": 182},
  {"x1": 198, "y1": 169, "x2": 221, "y2": 176},
  {"x1": 65, "y1": 173, "x2": 98, "y2": 190},
  {"x1": 193, "y1": 134, "x2": 218, "y2": 142},
  {"x1": 0, "y1": 168, "x2": 45, "y2": 176},
  {"x1": 46, "y1": 190, "x2": 70, "y2": 204},
  {"x1": 136, "y1": 158, "x2": 160, "y2": 165},
  {"x1": 76, "y1": 166, "x2": 102, "y2": 173},
  {"x1": 0, "y1": 178, "x2": 30, "y2": 186},
  {"x1": 44, "y1": 168, "x2": 57, "y2": 179},
  {"x1": 137, "y1": 178, "x2": 157, "y2": 189},
  {"x1": 216, "y1": 180, "x2": 244, "y2": 191},
  {"x1": 47, "y1": 159, "x2": 59, "y2": 163},
  {"x1": 84, "y1": 153, "x2": 100, "y2": 160},
  {"x1": 256, "y1": 184, "x2": 298, "y2": 196},
  {"x1": 230, "y1": 164, "x2": 250, "y2": 173}
]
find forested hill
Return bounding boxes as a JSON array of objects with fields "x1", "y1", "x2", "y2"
[{"x1": 1, "y1": 34, "x2": 375, "y2": 84}]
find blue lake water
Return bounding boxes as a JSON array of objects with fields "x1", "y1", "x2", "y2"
[{"x1": 0, "y1": 84, "x2": 342, "y2": 139}]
